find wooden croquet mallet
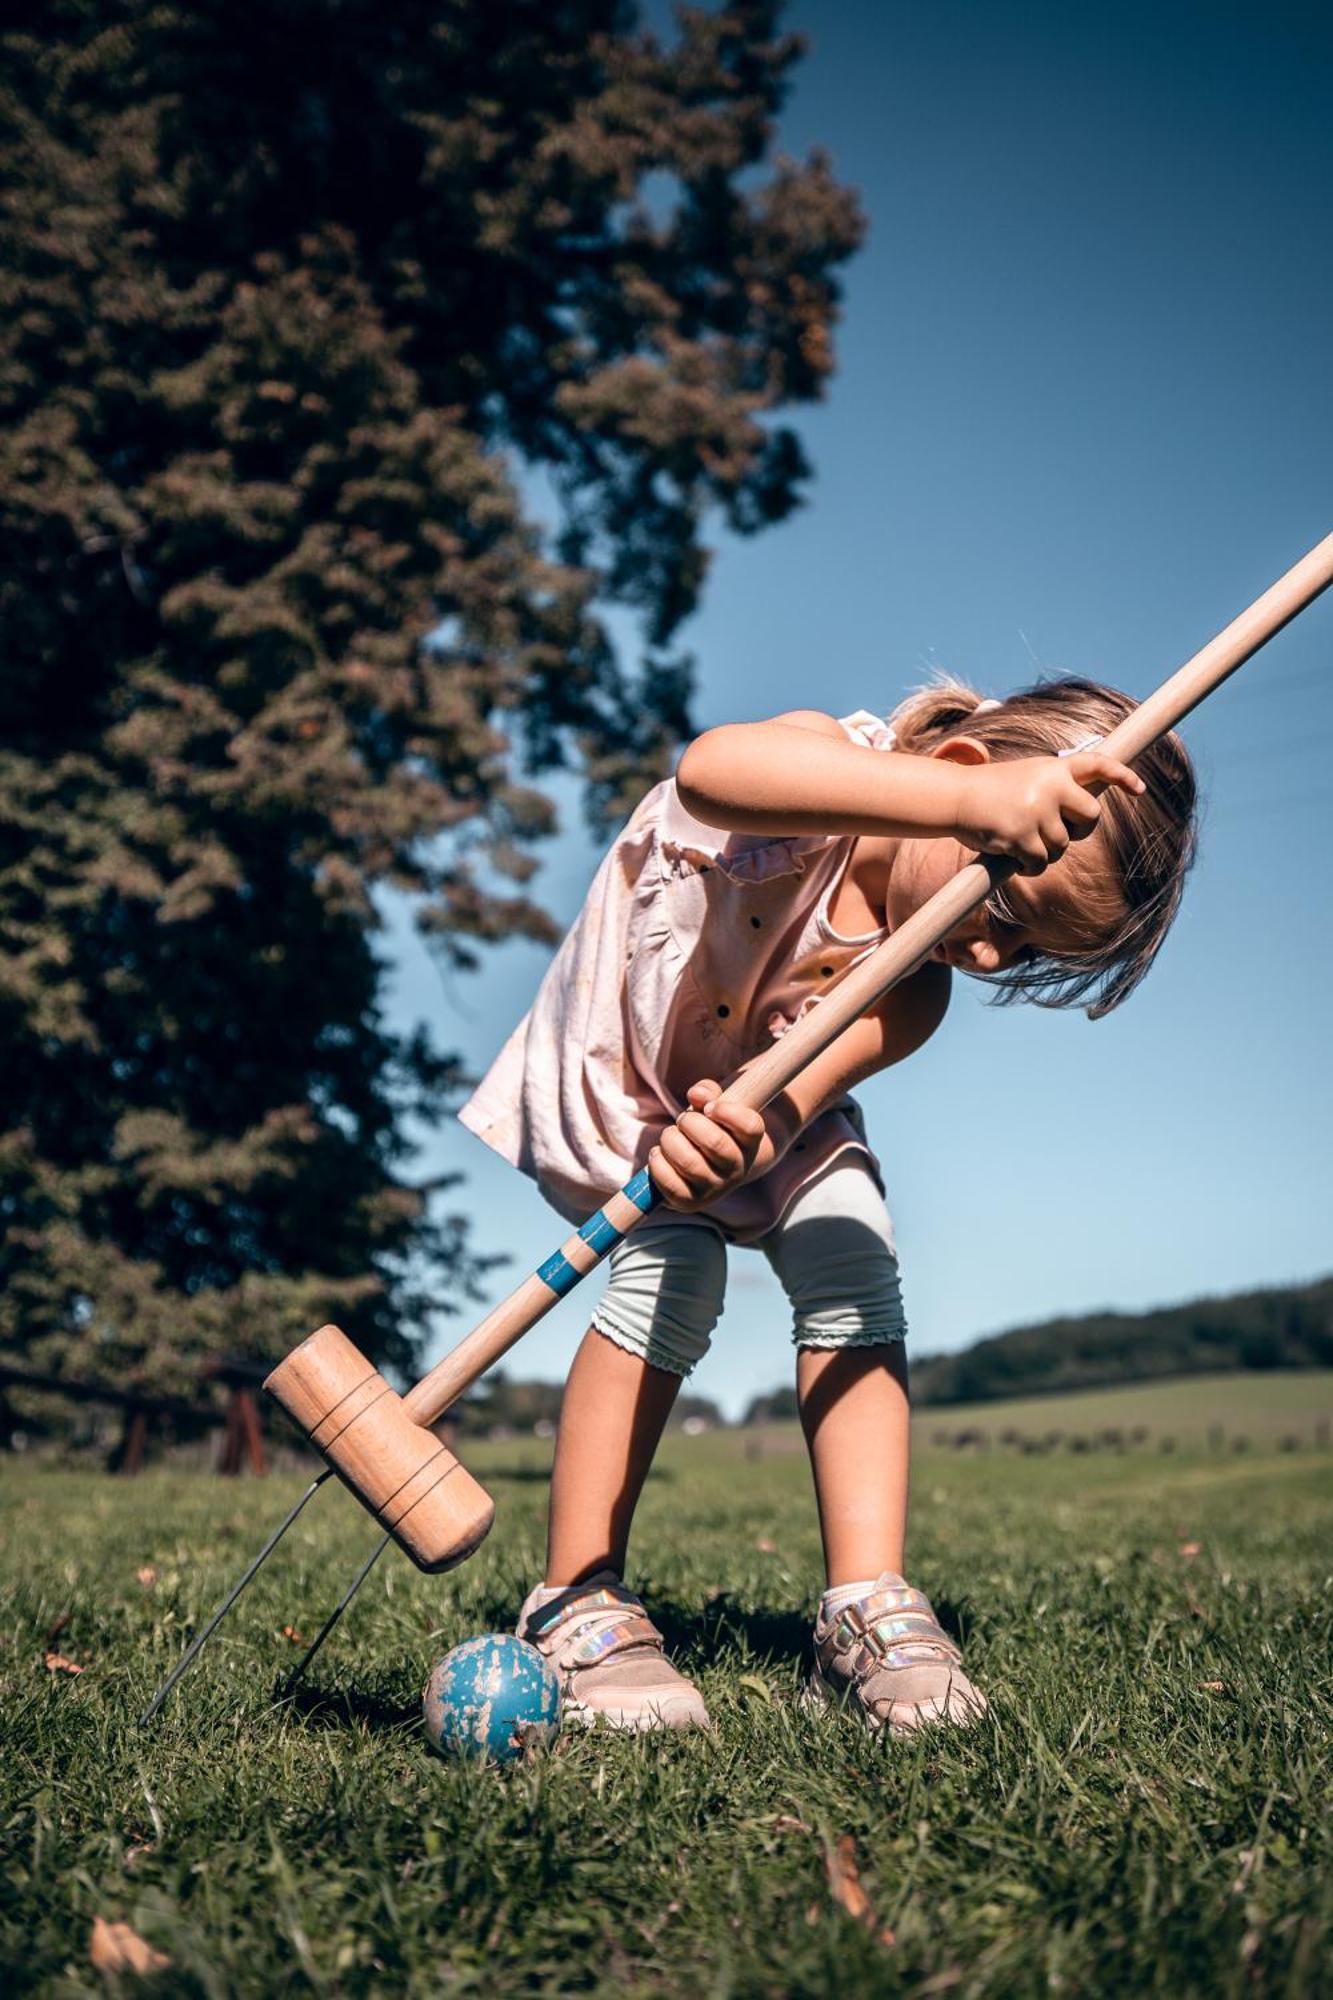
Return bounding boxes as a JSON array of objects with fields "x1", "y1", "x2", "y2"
[{"x1": 140, "y1": 532, "x2": 1333, "y2": 1723}]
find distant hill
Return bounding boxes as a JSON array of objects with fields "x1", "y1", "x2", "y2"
[
  {"x1": 457, "y1": 1278, "x2": 1333, "y2": 1435},
  {"x1": 737, "y1": 1274, "x2": 1333, "y2": 1424},
  {"x1": 909, "y1": 1274, "x2": 1333, "y2": 1407}
]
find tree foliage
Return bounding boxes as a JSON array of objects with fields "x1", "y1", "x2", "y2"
[
  {"x1": 910, "y1": 1275, "x2": 1333, "y2": 1407},
  {"x1": 0, "y1": 1, "x2": 862, "y2": 1392},
  {"x1": 454, "y1": 1369, "x2": 721, "y2": 1438}
]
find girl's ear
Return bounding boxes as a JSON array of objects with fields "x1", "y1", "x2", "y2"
[{"x1": 929, "y1": 734, "x2": 992, "y2": 767}]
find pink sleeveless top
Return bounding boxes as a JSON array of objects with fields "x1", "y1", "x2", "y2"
[{"x1": 457, "y1": 710, "x2": 899, "y2": 1243}]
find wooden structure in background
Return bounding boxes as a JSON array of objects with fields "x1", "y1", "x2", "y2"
[{"x1": 0, "y1": 1358, "x2": 270, "y2": 1474}]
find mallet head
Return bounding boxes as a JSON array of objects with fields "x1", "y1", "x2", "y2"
[{"x1": 264, "y1": 1324, "x2": 494, "y2": 1572}]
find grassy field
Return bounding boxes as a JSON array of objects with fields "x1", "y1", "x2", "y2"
[
  {"x1": 914, "y1": 1371, "x2": 1333, "y2": 1451},
  {"x1": 742, "y1": 1369, "x2": 1333, "y2": 1458},
  {"x1": 3, "y1": 1378, "x2": 1332, "y2": 1996}
]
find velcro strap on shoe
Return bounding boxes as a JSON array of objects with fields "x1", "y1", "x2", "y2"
[
  {"x1": 870, "y1": 1612, "x2": 951, "y2": 1646},
  {"x1": 864, "y1": 1583, "x2": 926, "y2": 1614},
  {"x1": 563, "y1": 1614, "x2": 665, "y2": 1667},
  {"x1": 875, "y1": 1639, "x2": 963, "y2": 1670},
  {"x1": 524, "y1": 1584, "x2": 639, "y2": 1640},
  {"x1": 834, "y1": 1598, "x2": 960, "y2": 1668},
  {"x1": 865, "y1": 1585, "x2": 934, "y2": 1620}
]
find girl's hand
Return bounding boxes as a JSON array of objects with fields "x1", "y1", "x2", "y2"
[
  {"x1": 952, "y1": 751, "x2": 1145, "y2": 875},
  {"x1": 648, "y1": 1080, "x2": 769, "y2": 1212}
]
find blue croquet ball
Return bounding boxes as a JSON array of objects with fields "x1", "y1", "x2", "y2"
[{"x1": 422, "y1": 1634, "x2": 561, "y2": 1763}]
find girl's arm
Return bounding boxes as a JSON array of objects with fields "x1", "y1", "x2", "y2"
[
  {"x1": 675, "y1": 708, "x2": 1144, "y2": 876},
  {"x1": 649, "y1": 963, "x2": 950, "y2": 1213},
  {"x1": 675, "y1": 709, "x2": 965, "y2": 839}
]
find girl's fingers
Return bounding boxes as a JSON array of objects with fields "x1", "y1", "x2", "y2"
[
  {"x1": 696, "y1": 1094, "x2": 765, "y2": 1145},
  {"x1": 1057, "y1": 782, "x2": 1102, "y2": 838},
  {"x1": 673, "y1": 1113, "x2": 743, "y2": 1174},
  {"x1": 661, "y1": 1123, "x2": 744, "y2": 1196},
  {"x1": 651, "y1": 1135, "x2": 719, "y2": 1204},
  {"x1": 683, "y1": 1080, "x2": 764, "y2": 1152},
  {"x1": 1040, "y1": 814, "x2": 1071, "y2": 862},
  {"x1": 647, "y1": 1145, "x2": 694, "y2": 1207},
  {"x1": 655, "y1": 1129, "x2": 709, "y2": 1189},
  {"x1": 651, "y1": 1094, "x2": 759, "y2": 1209},
  {"x1": 1068, "y1": 751, "x2": 1145, "y2": 797}
]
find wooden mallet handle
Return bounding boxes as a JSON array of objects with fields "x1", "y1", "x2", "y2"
[{"x1": 403, "y1": 533, "x2": 1333, "y2": 1428}]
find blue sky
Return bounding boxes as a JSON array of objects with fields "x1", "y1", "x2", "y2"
[{"x1": 383, "y1": 0, "x2": 1333, "y2": 1419}]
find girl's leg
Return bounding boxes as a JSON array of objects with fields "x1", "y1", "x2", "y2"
[
  {"x1": 543, "y1": 1217, "x2": 727, "y2": 1585},
  {"x1": 766, "y1": 1159, "x2": 985, "y2": 1729},
  {"x1": 796, "y1": 1341, "x2": 910, "y2": 1583},
  {"x1": 545, "y1": 1330, "x2": 683, "y2": 1584},
  {"x1": 522, "y1": 1221, "x2": 725, "y2": 1734},
  {"x1": 760, "y1": 1157, "x2": 910, "y2": 1585}
]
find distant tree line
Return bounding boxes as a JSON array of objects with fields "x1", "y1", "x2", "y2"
[
  {"x1": 910, "y1": 1273, "x2": 1333, "y2": 1406},
  {"x1": 741, "y1": 1274, "x2": 1333, "y2": 1420},
  {"x1": 742, "y1": 1384, "x2": 800, "y2": 1425},
  {"x1": 456, "y1": 1368, "x2": 722, "y2": 1437}
]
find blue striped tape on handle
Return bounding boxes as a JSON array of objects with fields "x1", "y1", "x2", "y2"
[{"x1": 535, "y1": 1168, "x2": 660, "y2": 1298}]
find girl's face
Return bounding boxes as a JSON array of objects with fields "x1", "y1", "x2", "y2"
[
  {"x1": 884, "y1": 833, "x2": 1105, "y2": 976},
  {"x1": 879, "y1": 732, "x2": 1115, "y2": 977}
]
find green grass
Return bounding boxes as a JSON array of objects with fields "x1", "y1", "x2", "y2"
[
  {"x1": 3, "y1": 1415, "x2": 1332, "y2": 1995},
  {"x1": 912, "y1": 1370, "x2": 1333, "y2": 1450},
  {"x1": 739, "y1": 1370, "x2": 1333, "y2": 1461}
]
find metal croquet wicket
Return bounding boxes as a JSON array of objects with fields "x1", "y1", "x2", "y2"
[
  {"x1": 279, "y1": 1532, "x2": 392, "y2": 1694},
  {"x1": 138, "y1": 1473, "x2": 329, "y2": 1726},
  {"x1": 138, "y1": 532, "x2": 1333, "y2": 1725}
]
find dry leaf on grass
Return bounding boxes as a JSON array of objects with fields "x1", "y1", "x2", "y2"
[
  {"x1": 124, "y1": 1843, "x2": 155, "y2": 1871},
  {"x1": 771, "y1": 1814, "x2": 811, "y2": 1834},
  {"x1": 44, "y1": 1652, "x2": 83, "y2": 1675},
  {"x1": 826, "y1": 1833, "x2": 872, "y2": 1922},
  {"x1": 1178, "y1": 1540, "x2": 1202, "y2": 1558},
  {"x1": 44, "y1": 1610, "x2": 72, "y2": 1647},
  {"x1": 136, "y1": 1566, "x2": 158, "y2": 1589},
  {"x1": 281, "y1": 1625, "x2": 304, "y2": 1644},
  {"x1": 754, "y1": 1536, "x2": 777, "y2": 1554},
  {"x1": 89, "y1": 1915, "x2": 170, "y2": 1975},
  {"x1": 1198, "y1": 1679, "x2": 1226, "y2": 1692},
  {"x1": 825, "y1": 1833, "x2": 896, "y2": 1946}
]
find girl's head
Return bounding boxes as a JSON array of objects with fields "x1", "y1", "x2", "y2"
[{"x1": 887, "y1": 675, "x2": 1198, "y2": 1019}]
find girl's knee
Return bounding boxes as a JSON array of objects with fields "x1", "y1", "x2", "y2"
[
  {"x1": 590, "y1": 1220, "x2": 727, "y2": 1378},
  {"x1": 764, "y1": 1159, "x2": 908, "y2": 1350},
  {"x1": 787, "y1": 1260, "x2": 907, "y2": 1351}
]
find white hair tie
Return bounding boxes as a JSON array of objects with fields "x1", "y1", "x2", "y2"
[{"x1": 973, "y1": 698, "x2": 1002, "y2": 714}]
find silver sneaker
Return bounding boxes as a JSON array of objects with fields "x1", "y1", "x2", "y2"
[
  {"x1": 808, "y1": 1573, "x2": 987, "y2": 1735},
  {"x1": 517, "y1": 1571, "x2": 711, "y2": 1733}
]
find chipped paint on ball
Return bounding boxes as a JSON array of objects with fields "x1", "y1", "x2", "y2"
[{"x1": 422, "y1": 1634, "x2": 561, "y2": 1763}]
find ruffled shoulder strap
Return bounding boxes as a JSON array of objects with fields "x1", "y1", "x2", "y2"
[{"x1": 838, "y1": 708, "x2": 899, "y2": 752}]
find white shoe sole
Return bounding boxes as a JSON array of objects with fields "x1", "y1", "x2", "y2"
[
  {"x1": 562, "y1": 1692, "x2": 711, "y2": 1733},
  {"x1": 803, "y1": 1664, "x2": 985, "y2": 1737}
]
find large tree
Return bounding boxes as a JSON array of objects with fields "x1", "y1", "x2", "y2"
[{"x1": 0, "y1": 0, "x2": 862, "y2": 1398}]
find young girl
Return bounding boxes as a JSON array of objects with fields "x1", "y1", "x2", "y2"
[{"x1": 458, "y1": 677, "x2": 1197, "y2": 1734}]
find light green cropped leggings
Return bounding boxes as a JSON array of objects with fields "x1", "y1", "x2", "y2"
[{"x1": 589, "y1": 1156, "x2": 907, "y2": 1379}]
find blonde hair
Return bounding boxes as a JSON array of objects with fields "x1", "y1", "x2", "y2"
[{"x1": 888, "y1": 675, "x2": 1198, "y2": 1019}]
